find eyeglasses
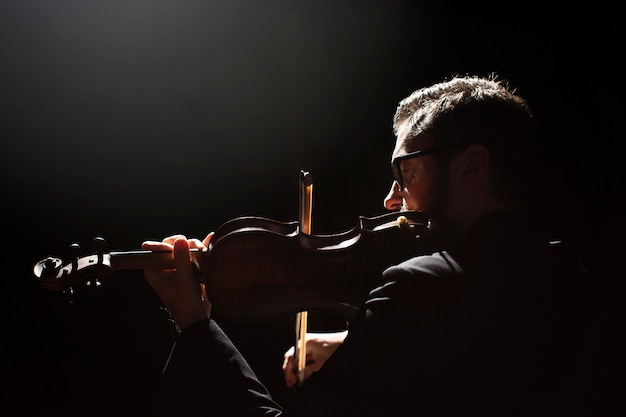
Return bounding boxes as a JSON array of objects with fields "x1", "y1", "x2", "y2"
[{"x1": 391, "y1": 144, "x2": 455, "y2": 190}]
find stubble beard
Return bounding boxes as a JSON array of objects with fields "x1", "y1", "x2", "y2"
[{"x1": 420, "y1": 164, "x2": 462, "y2": 248}]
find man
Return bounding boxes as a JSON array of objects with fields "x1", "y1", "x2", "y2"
[{"x1": 142, "y1": 75, "x2": 608, "y2": 416}]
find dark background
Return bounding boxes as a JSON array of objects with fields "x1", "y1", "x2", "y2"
[{"x1": 1, "y1": 1, "x2": 623, "y2": 414}]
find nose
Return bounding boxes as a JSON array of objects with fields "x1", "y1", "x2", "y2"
[{"x1": 384, "y1": 181, "x2": 403, "y2": 211}]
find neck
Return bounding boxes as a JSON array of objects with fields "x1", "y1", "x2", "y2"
[{"x1": 445, "y1": 198, "x2": 521, "y2": 243}]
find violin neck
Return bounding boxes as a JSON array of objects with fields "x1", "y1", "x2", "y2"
[{"x1": 109, "y1": 249, "x2": 206, "y2": 272}]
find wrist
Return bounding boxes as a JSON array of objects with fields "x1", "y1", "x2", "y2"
[{"x1": 175, "y1": 309, "x2": 210, "y2": 333}]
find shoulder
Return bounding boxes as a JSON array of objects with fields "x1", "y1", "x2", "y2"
[
  {"x1": 363, "y1": 251, "x2": 464, "y2": 316},
  {"x1": 381, "y1": 250, "x2": 463, "y2": 284}
]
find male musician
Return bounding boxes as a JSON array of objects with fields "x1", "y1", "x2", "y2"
[{"x1": 142, "y1": 75, "x2": 611, "y2": 416}]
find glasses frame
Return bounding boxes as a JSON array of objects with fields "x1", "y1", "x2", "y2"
[{"x1": 391, "y1": 144, "x2": 456, "y2": 189}]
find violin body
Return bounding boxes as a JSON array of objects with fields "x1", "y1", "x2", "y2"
[
  {"x1": 33, "y1": 211, "x2": 438, "y2": 324},
  {"x1": 205, "y1": 211, "x2": 432, "y2": 323}
]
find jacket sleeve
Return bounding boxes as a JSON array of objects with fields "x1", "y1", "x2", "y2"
[{"x1": 153, "y1": 319, "x2": 283, "y2": 417}]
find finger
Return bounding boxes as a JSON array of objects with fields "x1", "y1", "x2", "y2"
[
  {"x1": 282, "y1": 347, "x2": 295, "y2": 371},
  {"x1": 142, "y1": 240, "x2": 173, "y2": 251},
  {"x1": 187, "y1": 238, "x2": 206, "y2": 250},
  {"x1": 173, "y1": 237, "x2": 193, "y2": 278},
  {"x1": 163, "y1": 234, "x2": 187, "y2": 246},
  {"x1": 200, "y1": 283, "x2": 212, "y2": 318},
  {"x1": 202, "y1": 232, "x2": 215, "y2": 248},
  {"x1": 283, "y1": 356, "x2": 297, "y2": 388},
  {"x1": 284, "y1": 372, "x2": 296, "y2": 388}
]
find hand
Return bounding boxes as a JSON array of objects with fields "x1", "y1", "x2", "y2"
[
  {"x1": 281, "y1": 330, "x2": 348, "y2": 388},
  {"x1": 142, "y1": 233, "x2": 214, "y2": 331}
]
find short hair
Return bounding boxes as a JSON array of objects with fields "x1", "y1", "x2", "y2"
[{"x1": 393, "y1": 75, "x2": 535, "y2": 204}]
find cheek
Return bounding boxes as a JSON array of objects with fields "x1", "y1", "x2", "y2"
[
  {"x1": 402, "y1": 181, "x2": 429, "y2": 211},
  {"x1": 403, "y1": 162, "x2": 443, "y2": 212}
]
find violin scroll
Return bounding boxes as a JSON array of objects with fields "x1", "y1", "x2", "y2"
[
  {"x1": 33, "y1": 236, "x2": 208, "y2": 293},
  {"x1": 33, "y1": 237, "x2": 112, "y2": 292}
]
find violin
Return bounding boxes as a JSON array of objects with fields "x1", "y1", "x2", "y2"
[
  {"x1": 33, "y1": 172, "x2": 442, "y2": 324},
  {"x1": 33, "y1": 210, "x2": 438, "y2": 322}
]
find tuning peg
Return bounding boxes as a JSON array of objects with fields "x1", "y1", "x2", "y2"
[
  {"x1": 91, "y1": 237, "x2": 107, "y2": 264},
  {"x1": 78, "y1": 237, "x2": 108, "y2": 292},
  {"x1": 68, "y1": 243, "x2": 81, "y2": 272}
]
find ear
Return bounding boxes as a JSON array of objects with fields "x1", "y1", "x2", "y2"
[{"x1": 458, "y1": 143, "x2": 490, "y2": 186}]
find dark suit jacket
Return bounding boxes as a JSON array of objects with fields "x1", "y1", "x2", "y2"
[{"x1": 150, "y1": 210, "x2": 619, "y2": 416}]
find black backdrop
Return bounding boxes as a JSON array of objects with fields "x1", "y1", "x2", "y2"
[{"x1": 2, "y1": 1, "x2": 623, "y2": 414}]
